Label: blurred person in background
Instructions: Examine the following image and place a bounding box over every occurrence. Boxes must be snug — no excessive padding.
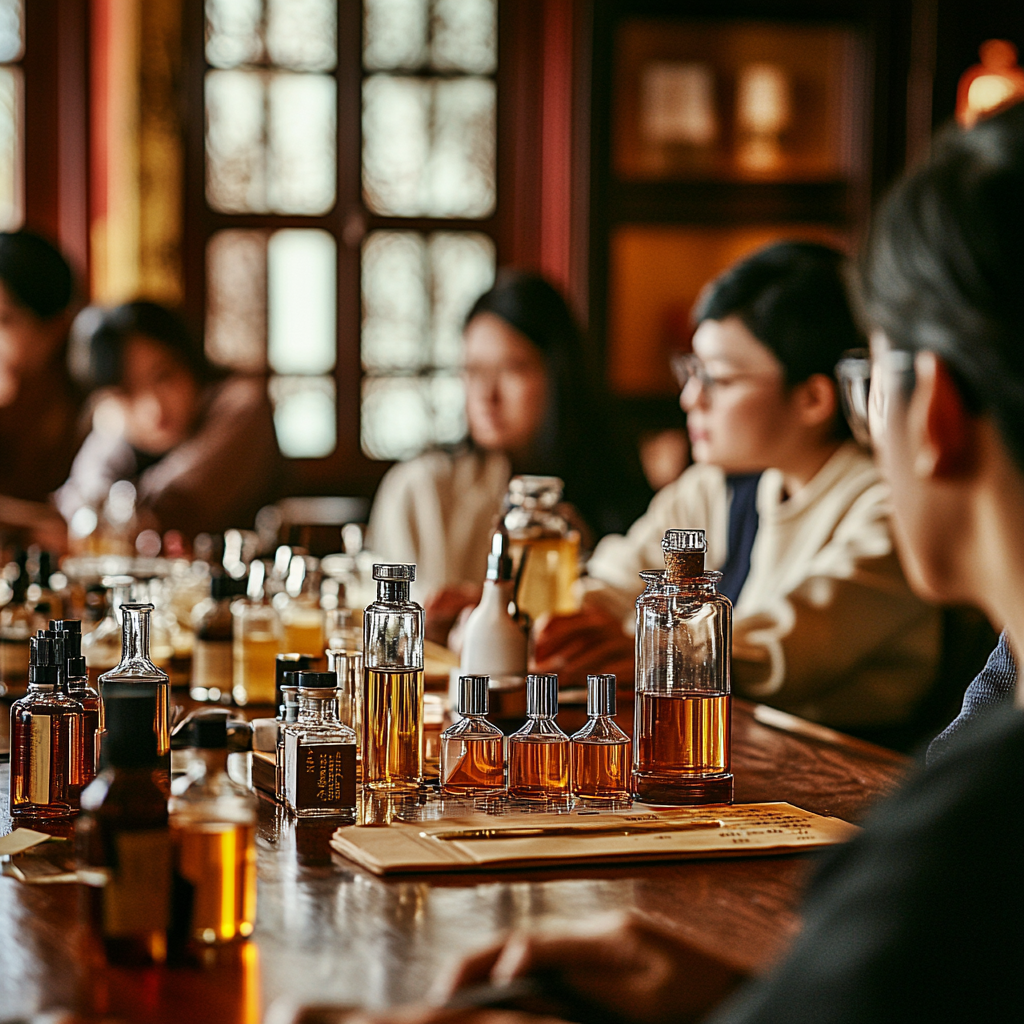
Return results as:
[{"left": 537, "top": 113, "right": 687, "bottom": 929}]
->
[
  {"left": 534, "top": 242, "right": 941, "bottom": 736},
  {"left": 367, "top": 270, "right": 651, "bottom": 627},
  {"left": 56, "top": 300, "right": 283, "bottom": 543},
  {"left": 0, "top": 231, "right": 82, "bottom": 550}
]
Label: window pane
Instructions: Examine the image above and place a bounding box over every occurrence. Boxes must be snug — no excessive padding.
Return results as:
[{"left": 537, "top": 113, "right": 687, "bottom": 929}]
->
[
  {"left": 267, "top": 72, "right": 336, "bottom": 214},
  {"left": 430, "top": 372, "right": 466, "bottom": 445},
  {"left": 431, "top": 0, "right": 496, "bottom": 74},
  {"left": 361, "top": 231, "right": 427, "bottom": 373},
  {"left": 362, "top": 75, "right": 495, "bottom": 217},
  {"left": 428, "top": 231, "right": 495, "bottom": 368},
  {"left": 268, "top": 229, "right": 337, "bottom": 375},
  {"left": 206, "top": 230, "right": 267, "bottom": 371},
  {"left": 206, "top": 0, "right": 262, "bottom": 69},
  {"left": 267, "top": 0, "right": 337, "bottom": 71},
  {"left": 363, "top": 0, "right": 427, "bottom": 71},
  {"left": 206, "top": 70, "right": 266, "bottom": 212},
  {"left": 0, "top": 0, "right": 21, "bottom": 63},
  {"left": 361, "top": 377, "right": 432, "bottom": 460},
  {"left": 270, "top": 376, "right": 336, "bottom": 458},
  {"left": 0, "top": 67, "right": 21, "bottom": 231}
]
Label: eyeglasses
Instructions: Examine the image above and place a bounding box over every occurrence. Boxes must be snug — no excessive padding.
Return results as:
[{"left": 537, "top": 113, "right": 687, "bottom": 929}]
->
[
  {"left": 835, "top": 348, "right": 916, "bottom": 447},
  {"left": 670, "top": 352, "right": 776, "bottom": 397}
]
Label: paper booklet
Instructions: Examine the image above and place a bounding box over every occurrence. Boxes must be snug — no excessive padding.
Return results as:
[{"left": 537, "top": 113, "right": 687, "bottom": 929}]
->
[{"left": 329, "top": 802, "right": 858, "bottom": 876}]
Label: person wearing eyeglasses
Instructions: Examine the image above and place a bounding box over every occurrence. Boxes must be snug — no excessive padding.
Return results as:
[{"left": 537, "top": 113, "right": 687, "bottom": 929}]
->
[{"left": 534, "top": 241, "right": 941, "bottom": 737}]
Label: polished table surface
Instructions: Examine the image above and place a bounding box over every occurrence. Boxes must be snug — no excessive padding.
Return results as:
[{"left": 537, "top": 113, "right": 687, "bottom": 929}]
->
[{"left": 0, "top": 699, "right": 907, "bottom": 1023}]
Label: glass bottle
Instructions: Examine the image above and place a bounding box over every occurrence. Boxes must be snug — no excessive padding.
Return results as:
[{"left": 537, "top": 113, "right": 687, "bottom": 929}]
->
[
  {"left": 82, "top": 575, "right": 134, "bottom": 684},
  {"left": 232, "top": 561, "right": 283, "bottom": 706},
  {"left": 279, "top": 555, "right": 326, "bottom": 655},
  {"left": 632, "top": 529, "right": 733, "bottom": 805},
  {"left": 570, "top": 674, "right": 631, "bottom": 801},
  {"left": 282, "top": 671, "right": 357, "bottom": 817},
  {"left": 99, "top": 603, "right": 172, "bottom": 793},
  {"left": 169, "top": 714, "right": 258, "bottom": 946},
  {"left": 0, "top": 562, "right": 43, "bottom": 697},
  {"left": 191, "top": 574, "right": 238, "bottom": 703},
  {"left": 9, "top": 634, "right": 84, "bottom": 819},
  {"left": 77, "top": 684, "right": 172, "bottom": 966},
  {"left": 275, "top": 683, "right": 300, "bottom": 800},
  {"left": 52, "top": 619, "right": 101, "bottom": 791},
  {"left": 362, "top": 563, "right": 424, "bottom": 791},
  {"left": 275, "top": 651, "right": 314, "bottom": 711},
  {"left": 503, "top": 475, "right": 581, "bottom": 623},
  {"left": 440, "top": 675, "right": 505, "bottom": 796},
  {"left": 326, "top": 606, "right": 362, "bottom": 652},
  {"left": 326, "top": 648, "right": 362, "bottom": 741},
  {"left": 507, "top": 673, "right": 570, "bottom": 802}
]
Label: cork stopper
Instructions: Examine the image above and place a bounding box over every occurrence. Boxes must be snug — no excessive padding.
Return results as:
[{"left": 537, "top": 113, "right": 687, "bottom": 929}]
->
[{"left": 662, "top": 529, "right": 706, "bottom": 582}]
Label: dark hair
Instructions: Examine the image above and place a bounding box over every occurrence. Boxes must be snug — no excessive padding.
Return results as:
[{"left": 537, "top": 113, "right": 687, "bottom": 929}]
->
[
  {"left": 466, "top": 270, "right": 652, "bottom": 537},
  {"left": 86, "top": 301, "right": 213, "bottom": 390},
  {"left": 861, "top": 102, "right": 1024, "bottom": 471},
  {"left": 0, "top": 231, "right": 73, "bottom": 318}
]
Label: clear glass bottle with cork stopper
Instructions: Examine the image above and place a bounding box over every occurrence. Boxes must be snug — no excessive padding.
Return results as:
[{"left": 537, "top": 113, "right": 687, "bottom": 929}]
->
[
  {"left": 440, "top": 675, "right": 505, "bottom": 795},
  {"left": 282, "top": 671, "right": 357, "bottom": 817},
  {"left": 570, "top": 674, "right": 631, "bottom": 801},
  {"left": 362, "top": 563, "right": 424, "bottom": 790},
  {"left": 507, "top": 673, "right": 570, "bottom": 802},
  {"left": 632, "top": 529, "right": 733, "bottom": 805},
  {"left": 98, "top": 603, "right": 172, "bottom": 793}
]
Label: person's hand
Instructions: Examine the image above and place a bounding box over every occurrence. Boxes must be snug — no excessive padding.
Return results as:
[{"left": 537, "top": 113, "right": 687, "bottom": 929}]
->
[
  {"left": 531, "top": 607, "right": 635, "bottom": 687},
  {"left": 0, "top": 496, "right": 69, "bottom": 554},
  {"left": 424, "top": 583, "right": 484, "bottom": 646},
  {"left": 434, "top": 912, "right": 744, "bottom": 1024}
]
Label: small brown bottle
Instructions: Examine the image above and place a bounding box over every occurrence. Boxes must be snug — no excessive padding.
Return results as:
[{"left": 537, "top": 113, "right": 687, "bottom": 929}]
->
[
  {"left": 190, "top": 574, "right": 238, "bottom": 703},
  {"left": 570, "top": 674, "right": 631, "bottom": 801},
  {"left": 52, "top": 619, "right": 101, "bottom": 792},
  {"left": 507, "top": 674, "right": 570, "bottom": 802},
  {"left": 77, "top": 684, "right": 172, "bottom": 966}
]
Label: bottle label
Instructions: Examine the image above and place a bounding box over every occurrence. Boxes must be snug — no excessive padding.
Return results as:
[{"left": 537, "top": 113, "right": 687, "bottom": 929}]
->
[
  {"left": 287, "top": 734, "right": 356, "bottom": 810},
  {"left": 103, "top": 829, "right": 172, "bottom": 936},
  {"left": 28, "top": 715, "right": 52, "bottom": 803}
]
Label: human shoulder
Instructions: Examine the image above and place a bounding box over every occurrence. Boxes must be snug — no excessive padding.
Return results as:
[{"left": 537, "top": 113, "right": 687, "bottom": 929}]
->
[{"left": 647, "top": 461, "right": 727, "bottom": 516}]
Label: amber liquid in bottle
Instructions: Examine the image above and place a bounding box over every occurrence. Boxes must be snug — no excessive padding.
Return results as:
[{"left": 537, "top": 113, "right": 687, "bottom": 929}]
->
[
  {"left": 508, "top": 737, "right": 570, "bottom": 800},
  {"left": 363, "top": 667, "right": 424, "bottom": 790},
  {"left": 571, "top": 740, "right": 631, "bottom": 800},
  {"left": 170, "top": 821, "right": 257, "bottom": 943},
  {"left": 440, "top": 737, "right": 504, "bottom": 794},
  {"left": 68, "top": 680, "right": 102, "bottom": 787},
  {"left": 633, "top": 691, "right": 731, "bottom": 803},
  {"left": 10, "top": 694, "right": 83, "bottom": 818}
]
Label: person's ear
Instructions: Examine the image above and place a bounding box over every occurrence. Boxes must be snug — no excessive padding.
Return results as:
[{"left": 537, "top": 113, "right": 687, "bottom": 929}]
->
[
  {"left": 911, "top": 352, "right": 976, "bottom": 478},
  {"left": 794, "top": 373, "right": 838, "bottom": 430}
]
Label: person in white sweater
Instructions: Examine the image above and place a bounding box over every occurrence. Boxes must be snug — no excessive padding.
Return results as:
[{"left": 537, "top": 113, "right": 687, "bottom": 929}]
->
[{"left": 535, "top": 242, "right": 940, "bottom": 731}]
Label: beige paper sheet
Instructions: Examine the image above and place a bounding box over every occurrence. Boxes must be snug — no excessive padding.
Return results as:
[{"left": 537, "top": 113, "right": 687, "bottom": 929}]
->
[{"left": 330, "top": 802, "right": 858, "bottom": 876}]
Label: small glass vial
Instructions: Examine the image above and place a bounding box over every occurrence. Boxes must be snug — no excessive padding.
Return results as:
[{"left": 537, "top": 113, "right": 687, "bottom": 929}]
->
[
  {"left": 77, "top": 684, "right": 171, "bottom": 966},
  {"left": 362, "top": 564, "right": 424, "bottom": 791},
  {"left": 632, "top": 530, "right": 733, "bottom": 806},
  {"left": 275, "top": 683, "right": 300, "bottom": 801},
  {"left": 283, "top": 671, "right": 357, "bottom": 818},
  {"left": 326, "top": 648, "right": 362, "bottom": 740},
  {"left": 170, "top": 714, "right": 258, "bottom": 946},
  {"left": 191, "top": 574, "right": 238, "bottom": 703},
  {"left": 508, "top": 673, "right": 570, "bottom": 801},
  {"left": 52, "top": 619, "right": 101, "bottom": 793},
  {"left": 9, "top": 634, "right": 84, "bottom": 818},
  {"left": 99, "top": 603, "right": 172, "bottom": 793},
  {"left": 232, "top": 561, "right": 284, "bottom": 705},
  {"left": 440, "top": 675, "right": 505, "bottom": 796},
  {"left": 570, "top": 674, "right": 631, "bottom": 801}
]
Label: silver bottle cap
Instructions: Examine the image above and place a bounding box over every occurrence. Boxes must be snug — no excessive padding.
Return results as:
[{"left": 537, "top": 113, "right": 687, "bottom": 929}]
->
[
  {"left": 458, "top": 674, "right": 490, "bottom": 716},
  {"left": 661, "top": 529, "right": 706, "bottom": 553},
  {"left": 507, "top": 475, "right": 564, "bottom": 507},
  {"left": 526, "top": 673, "right": 559, "bottom": 717},
  {"left": 587, "top": 674, "right": 616, "bottom": 717},
  {"left": 373, "top": 563, "right": 416, "bottom": 582}
]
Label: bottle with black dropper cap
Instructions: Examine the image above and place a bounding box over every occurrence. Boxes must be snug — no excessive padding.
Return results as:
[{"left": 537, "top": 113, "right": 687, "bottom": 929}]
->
[
  {"left": 51, "top": 618, "right": 101, "bottom": 788},
  {"left": 77, "top": 683, "right": 172, "bottom": 966},
  {"left": 9, "top": 634, "right": 84, "bottom": 818}
]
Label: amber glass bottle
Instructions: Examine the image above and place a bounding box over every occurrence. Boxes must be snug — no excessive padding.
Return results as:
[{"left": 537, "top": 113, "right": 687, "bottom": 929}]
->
[
  {"left": 507, "top": 674, "right": 570, "bottom": 801},
  {"left": 570, "top": 674, "right": 630, "bottom": 801}
]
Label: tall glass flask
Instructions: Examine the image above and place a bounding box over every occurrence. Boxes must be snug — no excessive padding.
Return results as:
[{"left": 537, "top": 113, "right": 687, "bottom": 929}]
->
[
  {"left": 99, "top": 603, "right": 172, "bottom": 792},
  {"left": 362, "top": 564, "right": 424, "bottom": 790},
  {"left": 632, "top": 529, "right": 733, "bottom": 805}
]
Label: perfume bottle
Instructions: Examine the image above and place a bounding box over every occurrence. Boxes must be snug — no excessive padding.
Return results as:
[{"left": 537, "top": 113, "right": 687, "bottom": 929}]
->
[
  {"left": 98, "top": 603, "right": 172, "bottom": 793},
  {"left": 51, "top": 619, "right": 101, "bottom": 791},
  {"left": 169, "top": 714, "right": 257, "bottom": 946},
  {"left": 77, "top": 684, "right": 172, "bottom": 966},
  {"left": 82, "top": 575, "right": 134, "bottom": 684},
  {"left": 232, "top": 561, "right": 284, "bottom": 705},
  {"left": 362, "top": 564, "right": 424, "bottom": 791},
  {"left": 570, "top": 674, "right": 631, "bottom": 801},
  {"left": 507, "top": 673, "right": 570, "bottom": 801},
  {"left": 632, "top": 529, "right": 733, "bottom": 805},
  {"left": 282, "top": 671, "right": 357, "bottom": 817},
  {"left": 503, "top": 475, "right": 581, "bottom": 622},
  {"left": 9, "top": 634, "right": 84, "bottom": 818},
  {"left": 440, "top": 675, "right": 505, "bottom": 796},
  {"left": 190, "top": 574, "right": 239, "bottom": 703}
]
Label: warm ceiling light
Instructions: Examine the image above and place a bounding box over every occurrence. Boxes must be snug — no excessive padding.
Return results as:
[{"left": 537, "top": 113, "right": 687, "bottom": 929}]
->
[{"left": 956, "top": 40, "right": 1024, "bottom": 128}]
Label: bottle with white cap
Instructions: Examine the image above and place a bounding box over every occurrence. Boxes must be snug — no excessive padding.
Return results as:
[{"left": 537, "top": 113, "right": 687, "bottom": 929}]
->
[
  {"left": 632, "top": 529, "right": 733, "bottom": 805},
  {"left": 507, "top": 673, "right": 570, "bottom": 801},
  {"left": 570, "top": 674, "right": 630, "bottom": 801},
  {"left": 439, "top": 674, "right": 505, "bottom": 795}
]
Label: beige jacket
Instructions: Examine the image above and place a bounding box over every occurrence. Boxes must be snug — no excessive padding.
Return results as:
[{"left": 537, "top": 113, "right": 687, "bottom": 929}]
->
[
  {"left": 585, "top": 443, "right": 941, "bottom": 729},
  {"left": 367, "top": 447, "right": 511, "bottom": 602}
]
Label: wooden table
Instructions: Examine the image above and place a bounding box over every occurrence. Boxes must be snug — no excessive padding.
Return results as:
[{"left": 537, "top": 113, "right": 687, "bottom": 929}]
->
[{"left": 0, "top": 700, "right": 906, "bottom": 1023}]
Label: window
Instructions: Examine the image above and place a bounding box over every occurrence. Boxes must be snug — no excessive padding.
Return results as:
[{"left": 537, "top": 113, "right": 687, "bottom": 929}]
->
[{"left": 0, "top": 0, "right": 23, "bottom": 230}]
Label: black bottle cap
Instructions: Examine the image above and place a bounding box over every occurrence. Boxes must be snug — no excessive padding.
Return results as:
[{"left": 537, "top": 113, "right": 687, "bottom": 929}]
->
[
  {"left": 190, "top": 711, "right": 229, "bottom": 750},
  {"left": 100, "top": 684, "right": 160, "bottom": 768},
  {"left": 28, "top": 634, "right": 58, "bottom": 686},
  {"left": 295, "top": 670, "right": 338, "bottom": 697},
  {"left": 276, "top": 653, "right": 315, "bottom": 707}
]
